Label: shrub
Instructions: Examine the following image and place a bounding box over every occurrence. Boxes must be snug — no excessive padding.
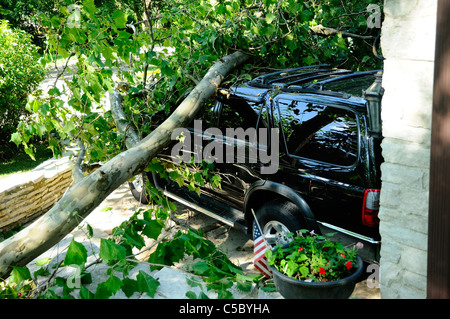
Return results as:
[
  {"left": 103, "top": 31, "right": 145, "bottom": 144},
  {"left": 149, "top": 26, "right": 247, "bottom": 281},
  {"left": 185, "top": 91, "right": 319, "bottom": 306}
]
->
[{"left": 0, "top": 20, "right": 45, "bottom": 160}]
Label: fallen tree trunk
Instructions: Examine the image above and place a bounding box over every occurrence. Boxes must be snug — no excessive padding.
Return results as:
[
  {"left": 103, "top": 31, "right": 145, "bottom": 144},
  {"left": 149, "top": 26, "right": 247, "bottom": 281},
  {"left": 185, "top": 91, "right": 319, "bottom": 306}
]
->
[{"left": 0, "top": 51, "right": 250, "bottom": 279}]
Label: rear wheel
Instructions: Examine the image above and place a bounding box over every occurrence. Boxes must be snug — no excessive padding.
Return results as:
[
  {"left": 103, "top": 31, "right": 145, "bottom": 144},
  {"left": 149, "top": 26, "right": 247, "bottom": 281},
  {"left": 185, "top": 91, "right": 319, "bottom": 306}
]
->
[{"left": 253, "top": 199, "right": 308, "bottom": 248}]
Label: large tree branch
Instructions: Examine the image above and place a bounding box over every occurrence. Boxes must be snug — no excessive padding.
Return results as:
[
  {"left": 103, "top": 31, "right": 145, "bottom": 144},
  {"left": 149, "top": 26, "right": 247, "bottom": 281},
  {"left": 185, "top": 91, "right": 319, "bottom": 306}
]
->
[
  {"left": 109, "top": 90, "right": 141, "bottom": 150},
  {"left": 0, "top": 51, "right": 250, "bottom": 279}
]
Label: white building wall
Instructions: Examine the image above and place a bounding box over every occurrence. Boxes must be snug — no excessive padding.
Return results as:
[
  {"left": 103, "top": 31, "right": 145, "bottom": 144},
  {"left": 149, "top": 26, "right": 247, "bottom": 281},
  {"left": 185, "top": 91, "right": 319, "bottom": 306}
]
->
[{"left": 378, "top": 0, "right": 437, "bottom": 298}]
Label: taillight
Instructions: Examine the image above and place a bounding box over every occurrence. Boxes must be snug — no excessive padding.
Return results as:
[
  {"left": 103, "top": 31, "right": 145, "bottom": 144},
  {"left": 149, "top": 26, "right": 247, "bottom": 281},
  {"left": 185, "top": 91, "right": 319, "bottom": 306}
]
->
[{"left": 362, "top": 189, "right": 380, "bottom": 226}]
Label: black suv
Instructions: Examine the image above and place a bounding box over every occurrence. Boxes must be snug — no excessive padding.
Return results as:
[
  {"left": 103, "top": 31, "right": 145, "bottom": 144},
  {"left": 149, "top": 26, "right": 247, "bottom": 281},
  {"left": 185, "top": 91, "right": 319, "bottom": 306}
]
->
[{"left": 132, "top": 65, "right": 384, "bottom": 263}]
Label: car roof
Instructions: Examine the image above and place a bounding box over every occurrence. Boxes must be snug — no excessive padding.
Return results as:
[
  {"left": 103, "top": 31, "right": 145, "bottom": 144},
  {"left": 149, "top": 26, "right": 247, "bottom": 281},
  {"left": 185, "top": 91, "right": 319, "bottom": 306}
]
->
[{"left": 228, "top": 65, "right": 380, "bottom": 105}]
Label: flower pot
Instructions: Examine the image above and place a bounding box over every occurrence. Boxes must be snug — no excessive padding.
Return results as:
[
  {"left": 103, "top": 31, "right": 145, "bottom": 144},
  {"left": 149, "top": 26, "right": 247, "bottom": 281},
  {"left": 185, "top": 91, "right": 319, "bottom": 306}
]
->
[{"left": 269, "top": 255, "right": 364, "bottom": 299}]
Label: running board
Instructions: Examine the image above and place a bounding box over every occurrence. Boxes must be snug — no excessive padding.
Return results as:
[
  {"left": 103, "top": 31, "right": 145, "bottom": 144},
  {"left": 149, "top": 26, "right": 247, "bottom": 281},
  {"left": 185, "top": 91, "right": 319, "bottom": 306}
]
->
[{"left": 159, "top": 184, "right": 248, "bottom": 233}]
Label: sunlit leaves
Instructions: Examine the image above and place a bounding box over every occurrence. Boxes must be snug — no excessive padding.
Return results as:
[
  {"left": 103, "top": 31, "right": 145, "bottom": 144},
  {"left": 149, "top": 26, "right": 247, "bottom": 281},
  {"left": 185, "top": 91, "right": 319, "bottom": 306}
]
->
[
  {"left": 99, "top": 238, "right": 127, "bottom": 264},
  {"left": 112, "top": 10, "right": 128, "bottom": 29},
  {"left": 64, "top": 239, "right": 88, "bottom": 267},
  {"left": 137, "top": 271, "right": 160, "bottom": 298},
  {"left": 9, "top": 267, "right": 32, "bottom": 285}
]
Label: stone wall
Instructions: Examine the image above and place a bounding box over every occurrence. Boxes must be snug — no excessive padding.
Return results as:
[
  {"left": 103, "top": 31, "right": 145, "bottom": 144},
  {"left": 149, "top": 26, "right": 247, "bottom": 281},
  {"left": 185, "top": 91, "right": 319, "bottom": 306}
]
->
[
  {"left": 379, "top": 0, "right": 437, "bottom": 298},
  {"left": 0, "top": 157, "right": 74, "bottom": 233}
]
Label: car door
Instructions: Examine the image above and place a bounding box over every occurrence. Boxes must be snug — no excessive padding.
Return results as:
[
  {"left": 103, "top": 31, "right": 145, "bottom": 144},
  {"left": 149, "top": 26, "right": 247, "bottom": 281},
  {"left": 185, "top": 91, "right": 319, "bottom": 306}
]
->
[
  {"left": 273, "top": 94, "right": 365, "bottom": 231},
  {"left": 200, "top": 97, "right": 268, "bottom": 209}
]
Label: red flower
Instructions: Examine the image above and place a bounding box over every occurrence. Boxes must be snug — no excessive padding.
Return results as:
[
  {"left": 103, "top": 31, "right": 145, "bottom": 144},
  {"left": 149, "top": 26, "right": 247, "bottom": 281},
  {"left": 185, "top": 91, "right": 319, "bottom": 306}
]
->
[
  {"left": 298, "top": 247, "right": 304, "bottom": 252},
  {"left": 319, "top": 268, "right": 326, "bottom": 275},
  {"left": 345, "top": 261, "right": 353, "bottom": 270},
  {"left": 340, "top": 254, "right": 346, "bottom": 258}
]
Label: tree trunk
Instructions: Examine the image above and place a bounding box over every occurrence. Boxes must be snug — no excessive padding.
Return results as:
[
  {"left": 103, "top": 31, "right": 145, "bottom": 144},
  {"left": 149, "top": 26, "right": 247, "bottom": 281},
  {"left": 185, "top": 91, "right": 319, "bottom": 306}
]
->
[{"left": 0, "top": 51, "right": 250, "bottom": 279}]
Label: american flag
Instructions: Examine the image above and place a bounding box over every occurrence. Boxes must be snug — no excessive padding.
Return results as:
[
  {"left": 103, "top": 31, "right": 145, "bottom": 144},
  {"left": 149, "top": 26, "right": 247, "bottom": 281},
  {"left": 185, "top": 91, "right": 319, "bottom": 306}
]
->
[{"left": 253, "top": 220, "right": 272, "bottom": 278}]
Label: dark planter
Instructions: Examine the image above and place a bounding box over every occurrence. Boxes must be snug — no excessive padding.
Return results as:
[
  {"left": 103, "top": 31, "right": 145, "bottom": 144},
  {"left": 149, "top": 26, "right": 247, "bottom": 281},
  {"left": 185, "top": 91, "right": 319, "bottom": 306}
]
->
[{"left": 269, "top": 255, "right": 364, "bottom": 299}]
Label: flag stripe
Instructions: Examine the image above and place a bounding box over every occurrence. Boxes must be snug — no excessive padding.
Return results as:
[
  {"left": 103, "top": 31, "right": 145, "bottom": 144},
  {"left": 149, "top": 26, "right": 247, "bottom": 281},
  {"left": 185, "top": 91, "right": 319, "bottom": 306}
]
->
[
  {"left": 253, "top": 220, "right": 272, "bottom": 278},
  {"left": 254, "top": 259, "right": 271, "bottom": 277}
]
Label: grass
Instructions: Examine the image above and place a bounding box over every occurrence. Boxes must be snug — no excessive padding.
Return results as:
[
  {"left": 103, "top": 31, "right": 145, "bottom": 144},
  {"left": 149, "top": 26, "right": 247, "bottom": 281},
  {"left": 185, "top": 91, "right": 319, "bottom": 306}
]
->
[{"left": 0, "top": 144, "right": 53, "bottom": 179}]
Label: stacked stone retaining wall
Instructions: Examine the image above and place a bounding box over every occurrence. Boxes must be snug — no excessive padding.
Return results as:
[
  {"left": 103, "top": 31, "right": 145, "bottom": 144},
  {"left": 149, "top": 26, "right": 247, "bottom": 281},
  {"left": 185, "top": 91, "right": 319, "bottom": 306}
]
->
[{"left": 0, "top": 157, "right": 74, "bottom": 233}]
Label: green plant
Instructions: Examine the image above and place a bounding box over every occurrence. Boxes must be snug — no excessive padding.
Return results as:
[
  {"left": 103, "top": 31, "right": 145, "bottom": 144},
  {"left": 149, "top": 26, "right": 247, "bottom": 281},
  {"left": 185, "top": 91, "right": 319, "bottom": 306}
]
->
[
  {"left": 0, "top": 172, "right": 256, "bottom": 299},
  {"left": 266, "top": 229, "right": 364, "bottom": 282},
  {"left": 0, "top": 19, "right": 45, "bottom": 160}
]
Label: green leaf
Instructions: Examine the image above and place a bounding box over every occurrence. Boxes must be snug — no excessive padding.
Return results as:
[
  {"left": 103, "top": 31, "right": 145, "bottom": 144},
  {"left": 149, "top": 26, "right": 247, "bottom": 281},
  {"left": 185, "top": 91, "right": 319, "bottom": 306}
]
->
[
  {"left": 10, "top": 132, "right": 22, "bottom": 146},
  {"left": 35, "top": 257, "right": 52, "bottom": 266},
  {"left": 148, "top": 240, "right": 184, "bottom": 271},
  {"left": 106, "top": 276, "right": 123, "bottom": 294},
  {"left": 10, "top": 267, "right": 32, "bottom": 285},
  {"left": 186, "top": 276, "right": 203, "bottom": 288},
  {"left": 137, "top": 271, "right": 160, "bottom": 298},
  {"left": 40, "top": 103, "right": 50, "bottom": 116},
  {"left": 99, "top": 239, "right": 126, "bottom": 264},
  {"left": 299, "top": 265, "right": 309, "bottom": 278},
  {"left": 86, "top": 223, "right": 94, "bottom": 238},
  {"left": 102, "top": 45, "right": 114, "bottom": 61},
  {"left": 192, "top": 261, "right": 210, "bottom": 276},
  {"left": 142, "top": 219, "right": 163, "bottom": 240},
  {"left": 95, "top": 282, "right": 113, "bottom": 299},
  {"left": 34, "top": 267, "right": 51, "bottom": 277},
  {"left": 186, "top": 291, "right": 197, "bottom": 299},
  {"left": 302, "top": 56, "right": 315, "bottom": 66},
  {"left": 64, "top": 239, "right": 87, "bottom": 267},
  {"left": 122, "top": 277, "right": 139, "bottom": 298},
  {"left": 83, "top": 0, "right": 98, "bottom": 16},
  {"left": 80, "top": 285, "right": 95, "bottom": 299},
  {"left": 112, "top": 10, "right": 127, "bottom": 29},
  {"left": 62, "top": 121, "right": 75, "bottom": 134},
  {"left": 265, "top": 12, "right": 276, "bottom": 24},
  {"left": 198, "top": 291, "right": 210, "bottom": 299}
]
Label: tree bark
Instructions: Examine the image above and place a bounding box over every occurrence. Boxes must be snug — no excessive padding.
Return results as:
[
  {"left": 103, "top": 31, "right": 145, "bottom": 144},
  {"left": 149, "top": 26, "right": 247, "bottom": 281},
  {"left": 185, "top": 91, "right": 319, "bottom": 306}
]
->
[{"left": 0, "top": 51, "right": 250, "bottom": 279}]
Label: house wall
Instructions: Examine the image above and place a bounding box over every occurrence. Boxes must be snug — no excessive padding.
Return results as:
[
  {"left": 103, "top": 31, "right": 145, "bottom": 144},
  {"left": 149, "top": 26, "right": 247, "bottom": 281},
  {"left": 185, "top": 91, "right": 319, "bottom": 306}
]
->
[{"left": 378, "top": 0, "right": 437, "bottom": 298}]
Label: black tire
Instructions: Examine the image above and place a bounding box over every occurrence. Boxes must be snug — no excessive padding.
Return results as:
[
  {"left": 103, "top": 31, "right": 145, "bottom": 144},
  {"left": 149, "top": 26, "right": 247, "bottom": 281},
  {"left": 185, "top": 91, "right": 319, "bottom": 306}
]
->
[
  {"left": 128, "top": 173, "right": 150, "bottom": 205},
  {"left": 253, "top": 199, "right": 308, "bottom": 247}
]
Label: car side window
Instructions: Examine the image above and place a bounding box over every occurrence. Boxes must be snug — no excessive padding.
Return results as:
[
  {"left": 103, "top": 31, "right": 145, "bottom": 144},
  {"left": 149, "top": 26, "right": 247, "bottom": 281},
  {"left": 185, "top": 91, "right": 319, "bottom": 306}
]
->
[
  {"left": 277, "top": 98, "right": 359, "bottom": 167},
  {"left": 218, "top": 99, "right": 262, "bottom": 132}
]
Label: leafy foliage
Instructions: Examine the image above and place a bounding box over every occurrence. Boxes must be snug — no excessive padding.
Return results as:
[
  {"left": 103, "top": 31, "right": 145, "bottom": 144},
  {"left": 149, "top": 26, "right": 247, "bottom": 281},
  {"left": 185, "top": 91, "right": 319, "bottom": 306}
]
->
[
  {"left": 266, "top": 230, "right": 363, "bottom": 282},
  {"left": 0, "top": 20, "right": 45, "bottom": 160},
  {"left": 0, "top": 202, "right": 255, "bottom": 299}
]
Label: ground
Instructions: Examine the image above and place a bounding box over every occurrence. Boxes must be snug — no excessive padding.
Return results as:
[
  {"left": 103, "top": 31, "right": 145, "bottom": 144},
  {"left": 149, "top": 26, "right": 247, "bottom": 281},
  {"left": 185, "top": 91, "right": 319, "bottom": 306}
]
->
[{"left": 25, "top": 181, "right": 380, "bottom": 299}]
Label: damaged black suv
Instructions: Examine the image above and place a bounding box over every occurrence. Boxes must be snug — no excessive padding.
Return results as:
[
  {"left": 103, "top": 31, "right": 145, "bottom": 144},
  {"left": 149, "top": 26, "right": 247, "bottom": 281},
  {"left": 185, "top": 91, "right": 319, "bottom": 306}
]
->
[{"left": 133, "top": 65, "right": 384, "bottom": 263}]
